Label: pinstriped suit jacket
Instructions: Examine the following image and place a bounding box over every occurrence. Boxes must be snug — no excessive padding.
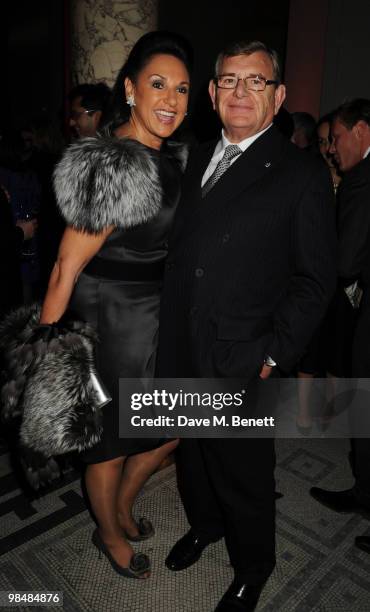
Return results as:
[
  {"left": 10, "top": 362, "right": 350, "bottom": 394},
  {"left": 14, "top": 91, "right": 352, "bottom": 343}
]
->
[{"left": 157, "top": 125, "right": 337, "bottom": 378}]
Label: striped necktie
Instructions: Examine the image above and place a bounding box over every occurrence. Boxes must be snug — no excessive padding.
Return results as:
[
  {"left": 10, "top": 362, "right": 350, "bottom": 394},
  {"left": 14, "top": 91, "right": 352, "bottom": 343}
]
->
[{"left": 202, "top": 144, "right": 241, "bottom": 197}]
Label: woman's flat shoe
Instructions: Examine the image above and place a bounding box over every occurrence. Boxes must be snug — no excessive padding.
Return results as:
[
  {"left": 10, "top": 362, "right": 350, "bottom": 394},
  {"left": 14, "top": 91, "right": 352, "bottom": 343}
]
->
[
  {"left": 124, "top": 517, "right": 155, "bottom": 542},
  {"left": 91, "top": 528, "right": 150, "bottom": 579}
]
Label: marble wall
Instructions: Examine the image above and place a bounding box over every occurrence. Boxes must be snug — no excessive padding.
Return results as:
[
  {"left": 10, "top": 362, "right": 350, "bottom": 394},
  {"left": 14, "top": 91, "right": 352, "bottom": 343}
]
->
[{"left": 71, "top": 0, "right": 158, "bottom": 87}]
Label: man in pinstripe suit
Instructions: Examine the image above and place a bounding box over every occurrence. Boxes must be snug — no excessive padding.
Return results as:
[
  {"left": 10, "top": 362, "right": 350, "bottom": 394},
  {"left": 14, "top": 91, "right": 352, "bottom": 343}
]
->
[{"left": 157, "top": 40, "right": 337, "bottom": 611}]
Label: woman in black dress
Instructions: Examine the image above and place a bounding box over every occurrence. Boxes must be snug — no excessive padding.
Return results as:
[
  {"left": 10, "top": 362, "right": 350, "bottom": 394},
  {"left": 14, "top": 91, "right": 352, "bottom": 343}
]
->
[{"left": 39, "top": 32, "right": 192, "bottom": 578}]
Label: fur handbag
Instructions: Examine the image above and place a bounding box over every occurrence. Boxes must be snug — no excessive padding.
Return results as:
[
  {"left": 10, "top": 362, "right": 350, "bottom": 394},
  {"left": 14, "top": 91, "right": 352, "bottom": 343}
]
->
[{"left": 0, "top": 303, "right": 105, "bottom": 458}]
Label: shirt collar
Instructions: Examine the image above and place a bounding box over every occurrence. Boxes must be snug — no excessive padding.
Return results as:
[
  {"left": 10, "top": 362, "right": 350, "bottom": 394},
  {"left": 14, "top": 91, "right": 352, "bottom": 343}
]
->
[
  {"left": 221, "top": 123, "right": 272, "bottom": 153},
  {"left": 364, "top": 146, "right": 370, "bottom": 159}
]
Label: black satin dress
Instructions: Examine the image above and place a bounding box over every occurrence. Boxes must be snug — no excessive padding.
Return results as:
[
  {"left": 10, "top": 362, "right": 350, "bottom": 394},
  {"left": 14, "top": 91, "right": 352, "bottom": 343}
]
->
[{"left": 69, "top": 146, "right": 182, "bottom": 463}]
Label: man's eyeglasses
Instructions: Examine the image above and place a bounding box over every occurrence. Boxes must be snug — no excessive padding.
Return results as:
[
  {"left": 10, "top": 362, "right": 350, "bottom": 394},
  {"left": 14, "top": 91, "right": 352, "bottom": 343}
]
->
[
  {"left": 69, "top": 109, "right": 98, "bottom": 120},
  {"left": 214, "top": 75, "right": 278, "bottom": 92}
]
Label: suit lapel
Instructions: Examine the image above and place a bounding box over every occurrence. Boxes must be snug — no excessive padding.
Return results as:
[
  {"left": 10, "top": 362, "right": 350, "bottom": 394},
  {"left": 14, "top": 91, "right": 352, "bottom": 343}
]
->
[
  {"left": 203, "top": 125, "right": 285, "bottom": 205},
  {"left": 180, "top": 126, "right": 287, "bottom": 237}
]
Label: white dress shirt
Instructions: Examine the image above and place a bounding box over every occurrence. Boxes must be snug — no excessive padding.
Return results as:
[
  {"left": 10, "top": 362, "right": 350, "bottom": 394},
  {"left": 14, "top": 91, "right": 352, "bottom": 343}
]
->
[
  {"left": 364, "top": 146, "right": 370, "bottom": 159},
  {"left": 201, "top": 124, "right": 272, "bottom": 187}
]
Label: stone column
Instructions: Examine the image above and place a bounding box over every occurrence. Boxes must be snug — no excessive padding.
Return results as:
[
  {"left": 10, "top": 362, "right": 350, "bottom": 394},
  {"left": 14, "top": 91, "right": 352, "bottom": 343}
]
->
[
  {"left": 70, "top": 0, "right": 158, "bottom": 87},
  {"left": 284, "top": 0, "right": 329, "bottom": 117}
]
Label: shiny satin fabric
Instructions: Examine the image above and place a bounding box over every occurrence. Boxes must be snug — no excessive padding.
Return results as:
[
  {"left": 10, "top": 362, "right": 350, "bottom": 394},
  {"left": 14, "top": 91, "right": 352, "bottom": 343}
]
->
[{"left": 68, "top": 147, "right": 182, "bottom": 462}]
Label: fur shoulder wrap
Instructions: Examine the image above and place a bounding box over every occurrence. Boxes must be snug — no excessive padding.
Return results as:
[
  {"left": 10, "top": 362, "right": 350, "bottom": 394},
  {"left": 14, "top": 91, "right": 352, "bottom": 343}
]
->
[{"left": 53, "top": 136, "right": 164, "bottom": 233}]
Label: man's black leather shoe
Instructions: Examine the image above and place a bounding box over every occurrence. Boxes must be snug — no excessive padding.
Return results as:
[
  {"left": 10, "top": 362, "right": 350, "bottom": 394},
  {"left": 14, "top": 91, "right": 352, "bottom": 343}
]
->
[
  {"left": 355, "top": 535, "right": 370, "bottom": 554},
  {"left": 165, "top": 530, "right": 214, "bottom": 571},
  {"left": 310, "top": 487, "right": 370, "bottom": 518},
  {"left": 215, "top": 580, "right": 265, "bottom": 612}
]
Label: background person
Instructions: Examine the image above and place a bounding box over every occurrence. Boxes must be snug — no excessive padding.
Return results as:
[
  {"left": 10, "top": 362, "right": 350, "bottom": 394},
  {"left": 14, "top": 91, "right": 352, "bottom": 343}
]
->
[
  {"left": 68, "top": 82, "right": 112, "bottom": 139},
  {"left": 0, "top": 185, "right": 28, "bottom": 318},
  {"left": 0, "top": 129, "right": 41, "bottom": 303},
  {"left": 21, "top": 115, "right": 66, "bottom": 293},
  {"left": 296, "top": 112, "right": 341, "bottom": 433},
  {"left": 317, "top": 113, "right": 341, "bottom": 193},
  {"left": 291, "top": 111, "right": 317, "bottom": 150},
  {"left": 311, "top": 98, "right": 370, "bottom": 554}
]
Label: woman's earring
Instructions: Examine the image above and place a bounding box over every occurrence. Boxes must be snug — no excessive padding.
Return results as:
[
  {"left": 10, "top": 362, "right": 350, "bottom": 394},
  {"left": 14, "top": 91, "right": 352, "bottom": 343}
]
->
[{"left": 126, "top": 95, "right": 136, "bottom": 107}]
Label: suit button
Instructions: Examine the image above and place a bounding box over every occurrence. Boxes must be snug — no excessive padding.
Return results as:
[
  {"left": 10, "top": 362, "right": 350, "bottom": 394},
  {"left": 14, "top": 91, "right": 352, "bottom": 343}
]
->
[
  {"left": 195, "top": 268, "right": 204, "bottom": 278},
  {"left": 189, "top": 306, "right": 198, "bottom": 316},
  {"left": 166, "top": 262, "right": 174, "bottom": 271},
  {"left": 222, "top": 233, "right": 230, "bottom": 243}
]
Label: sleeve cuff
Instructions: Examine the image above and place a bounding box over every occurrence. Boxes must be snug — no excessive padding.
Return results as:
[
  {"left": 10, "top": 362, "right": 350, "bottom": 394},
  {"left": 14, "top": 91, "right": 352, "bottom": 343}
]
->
[{"left": 264, "top": 355, "right": 277, "bottom": 367}]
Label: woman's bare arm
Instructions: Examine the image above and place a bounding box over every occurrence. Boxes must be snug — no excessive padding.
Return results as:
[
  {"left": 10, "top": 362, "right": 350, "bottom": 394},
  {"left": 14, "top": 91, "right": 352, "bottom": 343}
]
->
[{"left": 40, "top": 225, "right": 113, "bottom": 324}]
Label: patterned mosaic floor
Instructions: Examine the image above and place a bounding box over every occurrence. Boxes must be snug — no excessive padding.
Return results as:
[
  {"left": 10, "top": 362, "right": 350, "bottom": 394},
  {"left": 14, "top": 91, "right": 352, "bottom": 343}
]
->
[{"left": 0, "top": 439, "right": 369, "bottom": 612}]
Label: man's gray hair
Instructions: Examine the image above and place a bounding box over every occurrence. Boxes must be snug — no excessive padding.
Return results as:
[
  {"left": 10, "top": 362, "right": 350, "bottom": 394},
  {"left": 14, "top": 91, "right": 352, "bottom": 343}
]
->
[{"left": 215, "top": 40, "right": 281, "bottom": 84}]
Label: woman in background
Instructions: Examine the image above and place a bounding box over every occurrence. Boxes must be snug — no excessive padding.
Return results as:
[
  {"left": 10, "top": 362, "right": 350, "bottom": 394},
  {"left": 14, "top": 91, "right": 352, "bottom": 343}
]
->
[
  {"left": 317, "top": 113, "right": 341, "bottom": 193},
  {"left": 296, "top": 112, "right": 342, "bottom": 432}
]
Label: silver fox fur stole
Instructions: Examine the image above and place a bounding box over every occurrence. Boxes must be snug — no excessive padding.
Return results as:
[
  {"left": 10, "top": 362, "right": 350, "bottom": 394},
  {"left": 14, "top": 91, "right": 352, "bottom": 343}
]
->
[{"left": 53, "top": 135, "right": 187, "bottom": 233}]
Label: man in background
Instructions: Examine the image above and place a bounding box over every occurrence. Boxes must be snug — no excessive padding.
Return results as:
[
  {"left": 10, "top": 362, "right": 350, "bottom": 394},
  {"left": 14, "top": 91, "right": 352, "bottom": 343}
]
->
[
  {"left": 311, "top": 98, "right": 370, "bottom": 555},
  {"left": 68, "top": 83, "right": 111, "bottom": 139}
]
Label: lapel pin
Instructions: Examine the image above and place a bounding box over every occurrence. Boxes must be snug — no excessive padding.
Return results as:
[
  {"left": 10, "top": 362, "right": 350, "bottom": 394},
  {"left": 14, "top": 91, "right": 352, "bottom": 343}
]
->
[{"left": 264, "top": 162, "right": 271, "bottom": 168}]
